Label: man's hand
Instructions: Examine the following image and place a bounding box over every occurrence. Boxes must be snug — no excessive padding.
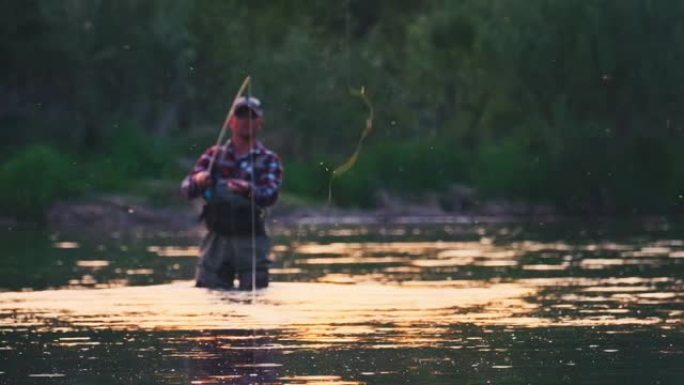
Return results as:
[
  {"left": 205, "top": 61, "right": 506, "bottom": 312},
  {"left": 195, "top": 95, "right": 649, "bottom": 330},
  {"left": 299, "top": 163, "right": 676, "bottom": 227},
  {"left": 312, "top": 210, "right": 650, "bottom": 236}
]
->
[
  {"left": 227, "top": 178, "right": 251, "bottom": 195},
  {"left": 193, "top": 171, "right": 213, "bottom": 188}
]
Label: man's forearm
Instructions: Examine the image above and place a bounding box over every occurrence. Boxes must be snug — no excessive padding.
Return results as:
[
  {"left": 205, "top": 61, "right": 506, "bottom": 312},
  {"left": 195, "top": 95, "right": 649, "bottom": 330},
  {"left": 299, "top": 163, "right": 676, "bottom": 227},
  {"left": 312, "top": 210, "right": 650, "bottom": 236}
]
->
[
  {"left": 180, "top": 175, "right": 202, "bottom": 199},
  {"left": 252, "top": 184, "right": 280, "bottom": 207}
]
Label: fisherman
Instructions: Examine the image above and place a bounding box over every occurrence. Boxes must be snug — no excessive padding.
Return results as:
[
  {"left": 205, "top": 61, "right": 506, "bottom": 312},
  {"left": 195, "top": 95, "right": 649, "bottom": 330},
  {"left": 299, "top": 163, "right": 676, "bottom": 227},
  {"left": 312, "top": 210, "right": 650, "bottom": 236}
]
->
[{"left": 181, "top": 96, "right": 283, "bottom": 290}]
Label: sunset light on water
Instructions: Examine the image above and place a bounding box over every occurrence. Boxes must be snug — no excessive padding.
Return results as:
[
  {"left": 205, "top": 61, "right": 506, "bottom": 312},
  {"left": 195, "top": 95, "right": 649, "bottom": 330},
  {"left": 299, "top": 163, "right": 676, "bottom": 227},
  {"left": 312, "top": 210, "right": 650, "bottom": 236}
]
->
[{"left": 0, "top": 221, "right": 682, "bottom": 384}]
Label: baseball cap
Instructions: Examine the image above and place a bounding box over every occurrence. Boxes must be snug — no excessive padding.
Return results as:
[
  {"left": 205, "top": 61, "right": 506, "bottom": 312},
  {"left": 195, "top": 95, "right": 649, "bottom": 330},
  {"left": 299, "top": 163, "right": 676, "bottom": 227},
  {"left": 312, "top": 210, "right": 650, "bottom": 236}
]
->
[{"left": 233, "top": 96, "right": 263, "bottom": 117}]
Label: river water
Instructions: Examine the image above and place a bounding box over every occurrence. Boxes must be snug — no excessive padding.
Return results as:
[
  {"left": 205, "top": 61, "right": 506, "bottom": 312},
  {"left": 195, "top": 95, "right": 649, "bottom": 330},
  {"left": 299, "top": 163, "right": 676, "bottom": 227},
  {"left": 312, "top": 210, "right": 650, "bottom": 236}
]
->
[{"left": 0, "top": 218, "right": 682, "bottom": 384}]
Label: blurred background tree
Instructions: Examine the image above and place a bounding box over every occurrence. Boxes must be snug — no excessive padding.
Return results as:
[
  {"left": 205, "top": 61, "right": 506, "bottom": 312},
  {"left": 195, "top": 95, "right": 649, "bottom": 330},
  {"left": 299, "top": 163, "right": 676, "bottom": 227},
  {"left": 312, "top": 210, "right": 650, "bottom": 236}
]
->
[{"left": 1, "top": 0, "right": 683, "bottom": 219}]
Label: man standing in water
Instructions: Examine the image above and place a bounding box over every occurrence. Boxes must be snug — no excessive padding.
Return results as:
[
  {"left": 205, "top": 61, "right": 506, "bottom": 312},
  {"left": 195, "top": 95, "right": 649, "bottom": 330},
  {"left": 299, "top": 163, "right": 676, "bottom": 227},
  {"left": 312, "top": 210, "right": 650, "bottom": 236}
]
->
[{"left": 181, "top": 96, "right": 283, "bottom": 290}]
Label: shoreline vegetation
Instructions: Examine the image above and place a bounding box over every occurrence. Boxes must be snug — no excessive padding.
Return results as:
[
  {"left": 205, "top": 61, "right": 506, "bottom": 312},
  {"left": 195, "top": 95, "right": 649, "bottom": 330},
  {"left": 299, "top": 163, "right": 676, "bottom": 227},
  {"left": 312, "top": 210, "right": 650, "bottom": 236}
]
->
[
  {"left": 0, "top": 141, "right": 682, "bottom": 232},
  {"left": 1, "top": 189, "right": 678, "bottom": 237},
  {"left": 3, "top": 2, "right": 684, "bottom": 224}
]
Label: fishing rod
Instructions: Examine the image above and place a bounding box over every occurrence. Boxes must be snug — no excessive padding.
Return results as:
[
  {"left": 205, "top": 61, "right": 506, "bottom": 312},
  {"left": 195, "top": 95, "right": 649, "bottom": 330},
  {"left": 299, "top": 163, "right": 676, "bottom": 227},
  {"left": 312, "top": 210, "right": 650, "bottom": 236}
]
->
[
  {"left": 207, "top": 75, "right": 252, "bottom": 172},
  {"left": 204, "top": 75, "right": 261, "bottom": 297}
]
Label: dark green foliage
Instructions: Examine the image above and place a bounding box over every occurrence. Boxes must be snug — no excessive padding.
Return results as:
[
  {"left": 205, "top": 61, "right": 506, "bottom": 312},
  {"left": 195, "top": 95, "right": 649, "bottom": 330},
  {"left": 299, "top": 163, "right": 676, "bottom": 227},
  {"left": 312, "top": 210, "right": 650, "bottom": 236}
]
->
[
  {"left": 473, "top": 139, "right": 540, "bottom": 200},
  {"left": 288, "top": 139, "right": 469, "bottom": 208},
  {"left": 284, "top": 160, "right": 331, "bottom": 200},
  {"left": 0, "top": 145, "right": 79, "bottom": 220},
  {"left": 0, "top": 130, "right": 180, "bottom": 220},
  {"left": 2, "top": 0, "right": 684, "bottom": 217},
  {"left": 87, "top": 126, "right": 178, "bottom": 190}
]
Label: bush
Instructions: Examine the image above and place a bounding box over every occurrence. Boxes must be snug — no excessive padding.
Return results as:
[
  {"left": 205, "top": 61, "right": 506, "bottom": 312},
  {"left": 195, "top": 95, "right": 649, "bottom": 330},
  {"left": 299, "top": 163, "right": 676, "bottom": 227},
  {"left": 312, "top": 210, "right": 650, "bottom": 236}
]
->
[
  {"left": 283, "top": 139, "right": 470, "bottom": 208},
  {"left": 282, "top": 160, "right": 331, "bottom": 199},
  {"left": 0, "top": 145, "right": 80, "bottom": 220},
  {"left": 83, "top": 127, "right": 179, "bottom": 191},
  {"left": 472, "top": 139, "right": 536, "bottom": 200}
]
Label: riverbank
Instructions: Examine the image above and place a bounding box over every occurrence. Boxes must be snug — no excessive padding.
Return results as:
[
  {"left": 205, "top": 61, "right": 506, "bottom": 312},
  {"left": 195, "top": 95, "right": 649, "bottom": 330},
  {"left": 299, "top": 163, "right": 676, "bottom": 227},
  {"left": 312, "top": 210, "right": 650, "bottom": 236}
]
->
[
  {"left": 35, "top": 192, "right": 666, "bottom": 238},
  {"left": 1, "top": 189, "right": 675, "bottom": 238}
]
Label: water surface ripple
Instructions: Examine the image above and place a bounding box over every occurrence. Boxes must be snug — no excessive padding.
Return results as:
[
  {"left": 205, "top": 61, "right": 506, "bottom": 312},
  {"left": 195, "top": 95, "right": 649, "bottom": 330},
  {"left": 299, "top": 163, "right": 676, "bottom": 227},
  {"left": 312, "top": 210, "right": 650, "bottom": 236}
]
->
[{"left": 0, "top": 221, "right": 682, "bottom": 384}]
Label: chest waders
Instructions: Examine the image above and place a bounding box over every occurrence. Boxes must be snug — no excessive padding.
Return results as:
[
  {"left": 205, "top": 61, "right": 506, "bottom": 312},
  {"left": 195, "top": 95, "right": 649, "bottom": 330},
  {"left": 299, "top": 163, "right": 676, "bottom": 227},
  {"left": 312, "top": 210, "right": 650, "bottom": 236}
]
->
[
  {"left": 195, "top": 75, "right": 269, "bottom": 293},
  {"left": 200, "top": 179, "right": 265, "bottom": 237}
]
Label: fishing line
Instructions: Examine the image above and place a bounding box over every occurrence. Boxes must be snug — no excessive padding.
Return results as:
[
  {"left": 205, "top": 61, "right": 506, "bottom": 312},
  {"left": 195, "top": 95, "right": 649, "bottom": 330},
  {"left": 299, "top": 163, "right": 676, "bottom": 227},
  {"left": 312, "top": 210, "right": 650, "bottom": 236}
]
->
[
  {"left": 328, "top": 0, "right": 375, "bottom": 205},
  {"left": 327, "top": 86, "right": 375, "bottom": 204},
  {"left": 327, "top": 1, "right": 376, "bottom": 204},
  {"left": 242, "top": 3, "right": 259, "bottom": 373},
  {"left": 247, "top": 82, "right": 258, "bottom": 303}
]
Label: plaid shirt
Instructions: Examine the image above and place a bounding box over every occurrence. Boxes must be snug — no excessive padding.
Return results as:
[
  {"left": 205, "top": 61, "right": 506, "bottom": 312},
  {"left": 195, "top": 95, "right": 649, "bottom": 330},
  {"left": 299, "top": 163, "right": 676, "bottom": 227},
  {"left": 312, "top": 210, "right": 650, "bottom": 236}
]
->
[{"left": 181, "top": 141, "right": 283, "bottom": 207}]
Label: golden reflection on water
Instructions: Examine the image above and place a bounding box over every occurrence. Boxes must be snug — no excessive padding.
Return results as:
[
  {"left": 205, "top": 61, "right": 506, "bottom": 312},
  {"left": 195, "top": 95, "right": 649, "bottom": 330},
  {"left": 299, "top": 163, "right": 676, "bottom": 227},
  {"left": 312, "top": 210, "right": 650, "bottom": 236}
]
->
[
  {"left": 291, "top": 241, "right": 482, "bottom": 255},
  {"left": 278, "top": 375, "right": 364, "bottom": 385},
  {"left": 0, "top": 281, "right": 534, "bottom": 334},
  {"left": 297, "top": 256, "right": 411, "bottom": 265},
  {"left": 288, "top": 241, "right": 528, "bottom": 269},
  {"left": 521, "top": 263, "right": 569, "bottom": 271},
  {"left": 1, "top": 275, "right": 680, "bottom": 340},
  {"left": 285, "top": 239, "right": 675, "bottom": 269},
  {"left": 75, "top": 260, "right": 110, "bottom": 269},
  {"left": 52, "top": 241, "right": 80, "bottom": 249},
  {"left": 1, "top": 228, "right": 682, "bottom": 370},
  {"left": 125, "top": 268, "right": 155, "bottom": 275},
  {"left": 147, "top": 245, "right": 199, "bottom": 257},
  {"left": 275, "top": 237, "right": 684, "bottom": 278}
]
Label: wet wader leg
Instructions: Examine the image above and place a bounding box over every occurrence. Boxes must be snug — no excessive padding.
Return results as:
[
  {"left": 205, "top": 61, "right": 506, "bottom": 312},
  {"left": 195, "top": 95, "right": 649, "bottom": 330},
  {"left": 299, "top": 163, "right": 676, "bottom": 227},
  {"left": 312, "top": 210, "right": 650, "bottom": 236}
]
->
[
  {"left": 217, "top": 263, "right": 236, "bottom": 288},
  {"left": 238, "top": 270, "right": 269, "bottom": 290},
  {"left": 195, "top": 232, "right": 236, "bottom": 289},
  {"left": 232, "top": 236, "right": 271, "bottom": 290}
]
